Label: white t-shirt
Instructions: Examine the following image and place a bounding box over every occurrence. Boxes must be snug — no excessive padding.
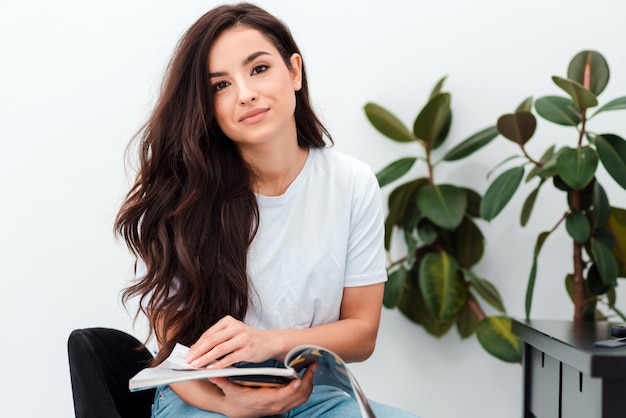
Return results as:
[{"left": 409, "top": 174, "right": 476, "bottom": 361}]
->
[
  {"left": 244, "top": 147, "right": 387, "bottom": 330},
  {"left": 135, "top": 148, "right": 387, "bottom": 331}
]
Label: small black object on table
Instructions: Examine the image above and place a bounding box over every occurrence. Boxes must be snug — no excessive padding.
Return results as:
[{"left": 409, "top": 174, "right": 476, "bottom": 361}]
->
[{"left": 512, "top": 319, "right": 626, "bottom": 418}]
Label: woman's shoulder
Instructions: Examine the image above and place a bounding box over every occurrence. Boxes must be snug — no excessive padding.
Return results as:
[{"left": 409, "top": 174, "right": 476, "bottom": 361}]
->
[
  {"left": 312, "top": 147, "right": 374, "bottom": 177},
  {"left": 305, "top": 147, "right": 379, "bottom": 200}
]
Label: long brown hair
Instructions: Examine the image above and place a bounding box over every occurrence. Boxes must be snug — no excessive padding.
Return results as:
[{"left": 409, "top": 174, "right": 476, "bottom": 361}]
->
[{"left": 115, "top": 2, "right": 330, "bottom": 363}]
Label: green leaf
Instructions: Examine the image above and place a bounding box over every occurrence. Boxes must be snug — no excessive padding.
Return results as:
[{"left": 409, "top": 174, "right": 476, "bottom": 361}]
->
[
  {"left": 417, "top": 218, "right": 438, "bottom": 245},
  {"left": 594, "top": 227, "right": 616, "bottom": 248},
  {"left": 553, "top": 175, "right": 572, "bottom": 192},
  {"left": 596, "top": 134, "right": 626, "bottom": 190},
  {"left": 608, "top": 287, "right": 617, "bottom": 309},
  {"left": 566, "top": 211, "right": 590, "bottom": 243},
  {"left": 376, "top": 157, "right": 417, "bottom": 188},
  {"left": 451, "top": 217, "right": 485, "bottom": 268},
  {"left": 456, "top": 301, "right": 480, "bottom": 339},
  {"left": 462, "top": 187, "right": 482, "bottom": 218},
  {"left": 476, "top": 317, "right": 522, "bottom": 363},
  {"left": 526, "top": 231, "right": 551, "bottom": 319},
  {"left": 417, "top": 184, "right": 467, "bottom": 229},
  {"left": 552, "top": 76, "right": 598, "bottom": 110},
  {"left": 591, "top": 238, "right": 618, "bottom": 285},
  {"left": 466, "top": 270, "right": 506, "bottom": 313},
  {"left": 364, "top": 102, "right": 416, "bottom": 143},
  {"left": 592, "top": 181, "right": 610, "bottom": 227},
  {"left": 497, "top": 111, "right": 537, "bottom": 145},
  {"left": 413, "top": 93, "right": 451, "bottom": 145},
  {"left": 398, "top": 277, "right": 455, "bottom": 337},
  {"left": 429, "top": 75, "right": 447, "bottom": 100},
  {"left": 442, "top": 126, "right": 499, "bottom": 161},
  {"left": 384, "top": 265, "right": 408, "bottom": 308},
  {"left": 481, "top": 166, "right": 525, "bottom": 221},
  {"left": 383, "top": 220, "right": 395, "bottom": 252},
  {"left": 384, "top": 179, "right": 427, "bottom": 249},
  {"left": 520, "top": 179, "right": 545, "bottom": 227},
  {"left": 386, "top": 179, "right": 427, "bottom": 228},
  {"left": 431, "top": 113, "right": 452, "bottom": 150},
  {"left": 593, "top": 96, "right": 626, "bottom": 116},
  {"left": 403, "top": 229, "right": 419, "bottom": 265},
  {"left": 516, "top": 96, "right": 533, "bottom": 112},
  {"left": 535, "top": 96, "right": 581, "bottom": 126},
  {"left": 556, "top": 146, "right": 598, "bottom": 190},
  {"left": 427, "top": 79, "right": 452, "bottom": 151},
  {"left": 587, "top": 265, "right": 611, "bottom": 296},
  {"left": 418, "top": 252, "right": 466, "bottom": 321},
  {"left": 567, "top": 50, "right": 609, "bottom": 96},
  {"left": 607, "top": 207, "right": 626, "bottom": 277}
]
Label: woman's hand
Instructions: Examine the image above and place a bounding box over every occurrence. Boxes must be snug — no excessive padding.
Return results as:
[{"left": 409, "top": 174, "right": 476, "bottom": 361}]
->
[
  {"left": 210, "top": 362, "right": 317, "bottom": 418},
  {"left": 186, "top": 315, "right": 281, "bottom": 368}
]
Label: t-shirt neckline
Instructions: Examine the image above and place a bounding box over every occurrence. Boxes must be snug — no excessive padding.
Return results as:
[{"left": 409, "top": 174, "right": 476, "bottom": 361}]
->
[{"left": 255, "top": 147, "right": 317, "bottom": 206}]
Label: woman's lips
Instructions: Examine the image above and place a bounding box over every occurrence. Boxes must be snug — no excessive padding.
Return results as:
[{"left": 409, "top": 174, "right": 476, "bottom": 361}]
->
[{"left": 239, "top": 108, "right": 269, "bottom": 124}]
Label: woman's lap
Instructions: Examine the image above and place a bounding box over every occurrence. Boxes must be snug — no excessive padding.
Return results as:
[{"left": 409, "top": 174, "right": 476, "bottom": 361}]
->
[
  {"left": 286, "top": 385, "right": 419, "bottom": 418},
  {"left": 151, "top": 384, "right": 419, "bottom": 418}
]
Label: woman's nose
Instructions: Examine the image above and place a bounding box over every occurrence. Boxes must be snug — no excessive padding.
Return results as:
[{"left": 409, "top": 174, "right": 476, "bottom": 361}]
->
[{"left": 238, "top": 81, "right": 258, "bottom": 105}]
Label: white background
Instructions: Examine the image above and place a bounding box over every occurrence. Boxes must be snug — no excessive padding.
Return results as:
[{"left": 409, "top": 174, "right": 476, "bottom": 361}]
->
[{"left": 2, "top": 0, "right": 626, "bottom": 417}]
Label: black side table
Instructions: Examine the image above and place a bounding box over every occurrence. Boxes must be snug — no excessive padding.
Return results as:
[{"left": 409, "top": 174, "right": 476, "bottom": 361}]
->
[{"left": 512, "top": 319, "right": 626, "bottom": 418}]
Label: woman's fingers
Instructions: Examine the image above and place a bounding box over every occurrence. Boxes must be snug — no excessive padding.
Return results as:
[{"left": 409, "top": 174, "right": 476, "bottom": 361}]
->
[
  {"left": 186, "top": 316, "right": 274, "bottom": 368},
  {"left": 186, "top": 317, "right": 241, "bottom": 364},
  {"left": 208, "top": 362, "right": 318, "bottom": 416},
  {"left": 275, "top": 362, "right": 318, "bottom": 410}
]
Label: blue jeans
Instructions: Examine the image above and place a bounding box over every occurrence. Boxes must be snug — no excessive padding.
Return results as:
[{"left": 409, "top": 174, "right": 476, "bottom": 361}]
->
[{"left": 152, "top": 384, "right": 419, "bottom": 417}]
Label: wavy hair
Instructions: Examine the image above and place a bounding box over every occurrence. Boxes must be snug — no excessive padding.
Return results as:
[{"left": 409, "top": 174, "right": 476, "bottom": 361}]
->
[{"left": 115, "top": 2, "right": 331, "bottom": 363}]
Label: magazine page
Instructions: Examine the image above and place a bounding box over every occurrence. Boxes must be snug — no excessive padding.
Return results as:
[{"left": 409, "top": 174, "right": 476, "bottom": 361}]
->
[
  {"left": 129, "top": 344, "right": 297, "bottom": 391},
  {"left": 286, "top": 346, "right": 376, "bottom": 418}
]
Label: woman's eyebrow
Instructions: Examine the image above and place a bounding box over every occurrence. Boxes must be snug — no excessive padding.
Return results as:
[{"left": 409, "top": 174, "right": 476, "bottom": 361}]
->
[
  {"left": 209, "top": 51, "right": 271, "bottom": 78},
  {"left": 244, "top": 51, "right": 270, "bottom": 65}
]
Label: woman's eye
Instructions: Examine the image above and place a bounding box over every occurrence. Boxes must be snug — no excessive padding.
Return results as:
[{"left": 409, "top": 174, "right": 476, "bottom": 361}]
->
[
  {"left": 251, "top": 65, "right": 268, "bottom": 75},
  {"left": 213, "top": 81, "right": 229, "bottom": 92}
]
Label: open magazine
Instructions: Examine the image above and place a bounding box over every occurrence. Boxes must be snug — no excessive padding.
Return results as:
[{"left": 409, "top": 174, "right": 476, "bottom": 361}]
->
[{"left": 129, "top": 343, "right": 376, "bottom": 418}]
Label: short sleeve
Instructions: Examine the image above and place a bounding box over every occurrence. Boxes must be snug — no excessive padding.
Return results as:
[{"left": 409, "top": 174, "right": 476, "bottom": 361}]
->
[{"left": 344, "top": 169, "right": 387, "bottom": 287}]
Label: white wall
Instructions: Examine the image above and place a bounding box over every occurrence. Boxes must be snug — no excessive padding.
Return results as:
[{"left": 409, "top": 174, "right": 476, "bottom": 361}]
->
[{"left": 2, "top": 0, "right": 625, "bottom": 417}]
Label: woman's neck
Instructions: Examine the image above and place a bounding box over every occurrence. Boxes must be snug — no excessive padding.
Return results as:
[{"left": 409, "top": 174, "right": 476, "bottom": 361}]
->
[{"left": 242, "top": 142, "right": 310, "bottom": 197}]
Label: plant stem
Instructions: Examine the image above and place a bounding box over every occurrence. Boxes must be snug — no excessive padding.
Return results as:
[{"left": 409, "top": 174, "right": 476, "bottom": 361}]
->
[
  {"left": 572, "top": 83, "right": 588, "bottom": 320},
  {"left": 520, "top": 145, "right": 542, "bottom": 167},
  {"left": 570, "top": 190, "right": 586, "bottom": 321},
  {"left": 467, "top": 292, "right": 487, "bottom": 322},
  {"left": 388, "top": 256, "right": 408, "bottom": 270},
  {"left": 578, "top": 113, "right": 587, "bottom": 147},
  {"left": 426, "top": 146, "right": 434, "bottom": 184}
]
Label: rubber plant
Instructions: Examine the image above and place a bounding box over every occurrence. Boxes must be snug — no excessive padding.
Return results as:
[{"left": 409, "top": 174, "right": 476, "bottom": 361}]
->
[
  {"left": 364, "top": 77, "right": 522, "bottom": 363},
  {"left": 480, "top": 50, "right": 626, "bottom": 321}
]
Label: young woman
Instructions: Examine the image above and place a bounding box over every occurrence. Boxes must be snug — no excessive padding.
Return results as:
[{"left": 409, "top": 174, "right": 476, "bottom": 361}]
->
[{"left": 116, "top": 3, "right": 419, "bottom": 417}]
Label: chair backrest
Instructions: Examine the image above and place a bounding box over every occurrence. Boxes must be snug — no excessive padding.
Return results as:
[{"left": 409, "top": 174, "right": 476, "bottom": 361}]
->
[{"left": 68, "top": 327, "right": 156, "bottom": 418}]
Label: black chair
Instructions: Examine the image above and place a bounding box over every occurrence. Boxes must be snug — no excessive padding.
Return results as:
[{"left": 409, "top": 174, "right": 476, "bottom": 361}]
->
[{"left": 68, "top": 327, "right": 155, "bottom": 418}]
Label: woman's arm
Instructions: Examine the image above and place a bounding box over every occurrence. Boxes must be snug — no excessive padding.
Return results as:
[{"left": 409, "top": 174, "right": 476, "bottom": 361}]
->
[
  {"left": 168, "top": 367, "right": 317, "bottom": 417},
  {"left": 186, "top": 282, "right": 385, "bottom": 369},
  {"left": 272, "top": 282, "right": 385, "bottom": 361}
]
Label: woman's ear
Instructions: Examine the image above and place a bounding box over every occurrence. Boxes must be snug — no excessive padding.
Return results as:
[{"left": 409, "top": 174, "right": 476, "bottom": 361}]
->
[{"left": 289, "top": 53, "right": 303, "bottom": 91}]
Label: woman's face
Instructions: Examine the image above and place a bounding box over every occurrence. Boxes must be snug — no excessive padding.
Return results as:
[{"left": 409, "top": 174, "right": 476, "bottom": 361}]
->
[{"left": 208, "top": 26, "right": 302, "bottom": 151}]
